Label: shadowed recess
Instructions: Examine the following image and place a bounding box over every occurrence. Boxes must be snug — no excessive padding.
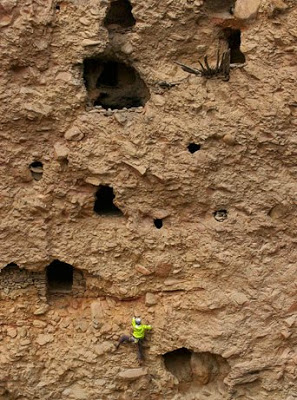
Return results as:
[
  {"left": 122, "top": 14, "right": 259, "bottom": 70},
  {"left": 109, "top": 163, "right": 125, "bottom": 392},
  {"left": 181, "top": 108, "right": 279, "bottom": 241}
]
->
[
  {"left": 224, "top": 28, "right": 246, "bottom": 63},
  {"left": 46, "top": 260, "right": 73, "bottom": 293},
  {"left": 188, "top": 143, "right": 201, "bottom": 154},
  {"left": 163, "top": 348, "right": 193, "bottom": 382},
  {"left": 83, "top": 58, "right": 150, "bottom": 110},
  {"left": 94, "top": 185, "right": 123, "bottom": 215},
  {"left": 154, "top": 219, "right": 163, "bottom": 229},
  {"left": 29, "top": 161, "right": 43, "bottom": 181},
  {"left": 204, "top": 0, "right": 235, "bottom": 12},
  {"left": 104, "top": 0, "right": 136, "bottom": 30},
  {"left": 214, "top": 209, "right": 228, "bottom": 222}
]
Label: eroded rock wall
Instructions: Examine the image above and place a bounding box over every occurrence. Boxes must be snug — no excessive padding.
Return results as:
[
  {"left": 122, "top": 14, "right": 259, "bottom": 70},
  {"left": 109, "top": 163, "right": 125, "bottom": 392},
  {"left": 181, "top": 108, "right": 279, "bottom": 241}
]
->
[{"left": 0, "top": 0, "right": 296, "bottom": 399}]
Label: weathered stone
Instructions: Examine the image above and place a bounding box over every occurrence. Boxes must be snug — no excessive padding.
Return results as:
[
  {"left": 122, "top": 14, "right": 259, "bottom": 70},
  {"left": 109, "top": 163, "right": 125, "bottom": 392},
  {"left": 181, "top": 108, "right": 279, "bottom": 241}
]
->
[
  {"left": 7, "top": 327, "right": 17, "bottom": 338},
  {"left": 145, "top": 292, "right": 158, "bottom": 306},
  {"left": 33, "top": 320, "right": 47, "bottom": 328},
  {"left": 234, "top": 0, "right": 261, "bottom": 20},
  {"left": 118, "top": 368, "right": 148, "bottom": 380},
  {"left": 54, "top": 142, "right": 69, "bottom": 160},
  {"left": 94, "top": 341, "right": 113, "bottom": 356},
  {"left": 65, "top": 127, "right": 84, "bottom": 141},
  {"left": 85, "top": 176, "right": 100, "bottom": 186},
  {"left": 135, "top": 265, "right": 152, "bottom": 275},
  {"left": 36, "top": 334, "right": 54, "bottom": 346}
]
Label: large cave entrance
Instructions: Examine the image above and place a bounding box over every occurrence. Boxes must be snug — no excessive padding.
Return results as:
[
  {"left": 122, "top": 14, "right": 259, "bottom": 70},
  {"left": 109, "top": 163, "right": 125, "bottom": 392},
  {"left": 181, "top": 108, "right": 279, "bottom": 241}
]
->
[
  {"left": 83, "top": 58, "right": 150, "bottom": 110},
  {"left": 163, "top": 349, "right": 230, "bottom": 397}
]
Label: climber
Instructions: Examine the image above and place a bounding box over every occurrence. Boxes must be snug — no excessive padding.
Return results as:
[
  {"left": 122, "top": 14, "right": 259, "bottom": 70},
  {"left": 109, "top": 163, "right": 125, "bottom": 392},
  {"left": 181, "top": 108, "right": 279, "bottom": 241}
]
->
[{"left": 116, "top": 317, "right": 152, "bottom": 363}]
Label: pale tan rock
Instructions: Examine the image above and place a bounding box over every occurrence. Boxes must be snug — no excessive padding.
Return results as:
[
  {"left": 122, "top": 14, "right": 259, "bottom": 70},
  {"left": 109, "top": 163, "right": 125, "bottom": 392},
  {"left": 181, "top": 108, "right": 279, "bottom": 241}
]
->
[
  {"left": 0, "top": 14, "right": 13, "bottom": 27},
  {"left": 65, "top": 127, "right": 84, "bottom": 141},
  {"left": 114, "top": 112, "right": 127, "bottom": 125},
  {"left": 234, "top": 0, "right": 261, "bottom": 20},
  {"left": 94, "top": 341, "right": 113, "bottom": 356},
  {"left": 222, "top": 134, "right": 236, "bottom": 146},
  {"left": 121, "top": 42, "right": 133, "bottom": 55},
  {"left": 36, "top": 334, "right": 54, "bottom": 346},
  {"left": 135, "top": 265, "right": 152, "bottom": 275},
  {"left": 85, "top": 176, "right": 100, "bottom": 186},
  {"left": 118, "top": 368, "right": 148, "bottom": 380},
  {"left": 7, "top": 327, "right": 17, "bottom": 338},
  {"left": 33, "top": 320, "right": 47, "bottom": 328},
  {"left": 145, "top": 292, "right": 158, "bottom": 306},
  {"left": 54, "top": 142, "right": 69, "bottom": 160}
]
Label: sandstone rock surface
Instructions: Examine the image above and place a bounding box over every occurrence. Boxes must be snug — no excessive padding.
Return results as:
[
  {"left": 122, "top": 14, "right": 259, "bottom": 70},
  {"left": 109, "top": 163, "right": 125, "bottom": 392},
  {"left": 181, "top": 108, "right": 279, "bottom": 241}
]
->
[{"left": 0, "top": 0, "right": 296, "bottom": 399}]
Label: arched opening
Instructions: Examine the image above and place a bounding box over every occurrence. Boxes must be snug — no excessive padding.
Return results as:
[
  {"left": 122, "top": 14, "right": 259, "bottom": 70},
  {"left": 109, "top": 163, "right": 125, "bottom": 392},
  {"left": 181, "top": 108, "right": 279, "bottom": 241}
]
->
[
  {"left": 154, "top": 219, "right": 163, "bottom": 229},
  {"left": 94, "top": 185, "right": 123, "bottom": 215},
  {"left": 29, "top": 161, "right": 43, "bottom": 181},
  {"left": 83, "top": 58, "right": 150, "bottom": 110},
  {"left": 224, "top": 29, "right": 245, "bottom": 64},
  {"left": 46, "top": 260, "right": 73, "bottom": 293},
  {"left": 163, "top": 348, "right": 193, "bottom": 382},
  {"left": 163, "top": 349, "right": 230, "bottom": 396},
  {"left": 104, "top": 0, "right": 135, "bottom": 30}
]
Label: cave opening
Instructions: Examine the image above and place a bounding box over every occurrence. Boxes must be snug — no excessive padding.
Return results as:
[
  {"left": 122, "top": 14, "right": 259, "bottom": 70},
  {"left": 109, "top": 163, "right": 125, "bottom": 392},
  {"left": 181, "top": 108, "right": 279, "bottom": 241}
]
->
[
  {"left": 214, "top": 209, "right": 228, "bottom": 222},
  {"left": 83, "top": 58, "right": 150, "bottom": 110},
  {"left": 163, "top": 348, "right": 193, "bottom": 382},
  {"left": 46, "top": 260, "right": 73, "bottom": 293},
  {"left": 104, "top": 0, "right": 136, "bottom": 30},
  {"left": 29, "top": 161, "right": 43, "bottom": 181},
  {"left": 94, "top": 185, "right": 123, "bottom": 215},
  {"left": 188, "top": 143, "right": 201, "bottom": 154},
  {"left": 154, "top": 219, "right": 163, "bottom": 229},
  {"left": 224, "top": 29, "right": 246, "bottom": 64}
]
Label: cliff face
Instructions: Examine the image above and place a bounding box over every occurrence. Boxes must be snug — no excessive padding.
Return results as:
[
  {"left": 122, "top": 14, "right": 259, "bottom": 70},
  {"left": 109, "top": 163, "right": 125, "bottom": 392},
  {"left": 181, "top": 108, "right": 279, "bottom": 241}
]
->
[{"left": 0, "top": 0, "right": 296, "bottom": 399}]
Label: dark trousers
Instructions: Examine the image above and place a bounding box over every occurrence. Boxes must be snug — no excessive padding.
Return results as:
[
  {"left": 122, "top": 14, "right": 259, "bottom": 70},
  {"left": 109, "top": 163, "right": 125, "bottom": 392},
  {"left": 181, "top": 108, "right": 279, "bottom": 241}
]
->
[{"left": 117, "top": 335, "right": 144, "bottom": 361}]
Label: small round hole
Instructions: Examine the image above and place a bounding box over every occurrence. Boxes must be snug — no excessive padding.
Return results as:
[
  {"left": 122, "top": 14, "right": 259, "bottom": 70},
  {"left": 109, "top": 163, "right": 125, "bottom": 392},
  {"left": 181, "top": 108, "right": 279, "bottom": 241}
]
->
[
  {"left": 187, "top": 143, "right": 201, "bottom": 154},
  {"left": 154, "top": 219, "right": 163, "bottom": 229},
  {"left": 55, "top": 4, "right": 60, "bottom": 11},
  {"left": 214, "top": 209, "right": 228, "bottom": 222}
]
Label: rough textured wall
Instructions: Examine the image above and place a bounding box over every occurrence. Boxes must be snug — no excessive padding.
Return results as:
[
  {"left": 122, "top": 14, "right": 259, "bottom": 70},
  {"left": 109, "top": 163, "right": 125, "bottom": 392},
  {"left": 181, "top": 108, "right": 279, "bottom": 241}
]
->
[{"left": 0, "top": 0, "right": 296, "bottom": 399}]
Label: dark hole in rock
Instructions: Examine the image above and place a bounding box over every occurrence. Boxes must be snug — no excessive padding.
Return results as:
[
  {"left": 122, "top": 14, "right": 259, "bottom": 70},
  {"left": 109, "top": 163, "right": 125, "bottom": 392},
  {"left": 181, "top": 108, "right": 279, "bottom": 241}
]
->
[
  {"left": 104, "top": 0, "right": 136, "bottom": 30},
  {"left": 154, "top": 219, "right": 163, "bottom": 229},
  {"left": 188, "top": 143, "right": 201, "bottom": 154},
  {"left": 163, "top": 348, "right": 193, "bottom": 382},
  {"left": 204, "top": 0, "right": 236, "bottom": 13},
  {"left": 163, "top": 349, "right": 231, "bottom": 396},
  {"left": 224, "top": 28, "right": 246, "bottom": 63},
  {"left": 55, "top": 4, "right": 60, "bottom": 10},
  {"left": 94, "top": 185, "right": 123, "bottom": 215},
  {"left": 46, "top": 260, "right": 73, "bottom": 293},
  {"left": 83, "top": 58, "right": 150, "bottom": 110},
  {"left": 214, "top": 209, "right": 228, "bottom": 222},
  {"left": 29, "top": 161, "right": 43, "bottom": 181},
  {"left": 0, "top": 263, "right": 19, "bottom": 274}
]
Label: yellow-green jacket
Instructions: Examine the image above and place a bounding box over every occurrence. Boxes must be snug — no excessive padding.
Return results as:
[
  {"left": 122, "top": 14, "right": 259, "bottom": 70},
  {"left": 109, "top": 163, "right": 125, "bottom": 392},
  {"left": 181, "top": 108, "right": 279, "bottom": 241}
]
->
[{"left": 132, "top": 317, "right": 152, "bottom": 339}]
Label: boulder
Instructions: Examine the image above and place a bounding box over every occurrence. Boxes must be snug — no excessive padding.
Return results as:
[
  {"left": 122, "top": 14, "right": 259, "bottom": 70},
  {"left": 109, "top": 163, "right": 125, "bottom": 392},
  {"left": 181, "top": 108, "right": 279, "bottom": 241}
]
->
[{"left": 234, "top": 0, "right": 261, "bottom": 20}]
